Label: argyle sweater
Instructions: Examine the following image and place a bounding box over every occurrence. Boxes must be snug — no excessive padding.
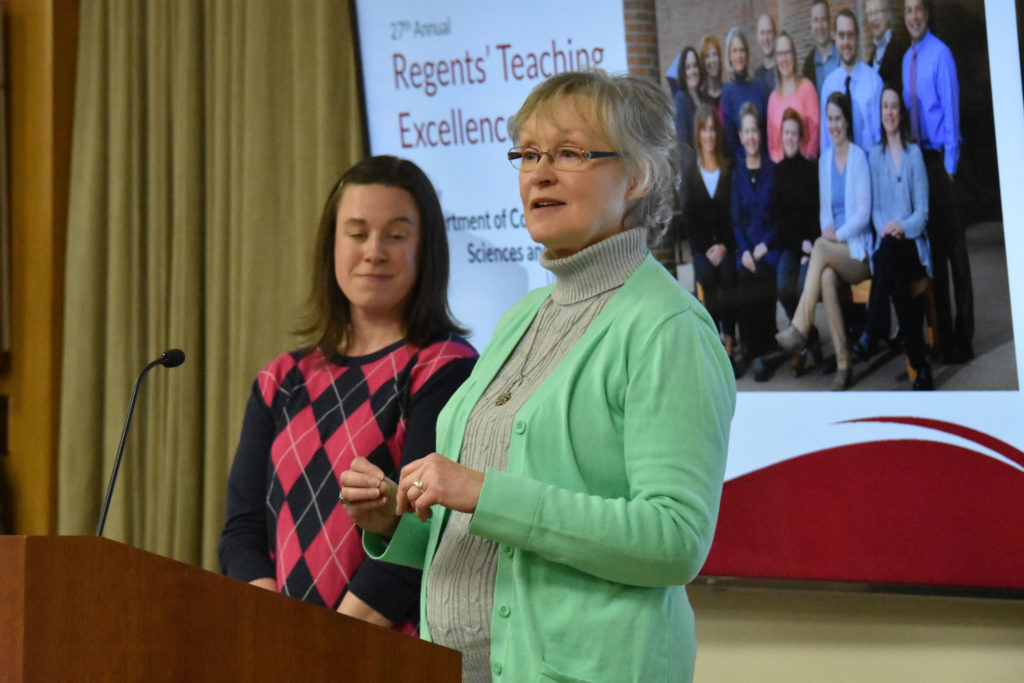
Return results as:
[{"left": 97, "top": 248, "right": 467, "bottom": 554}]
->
[{"left": 218, "top": 335, "right": 476, "bottom": 622}]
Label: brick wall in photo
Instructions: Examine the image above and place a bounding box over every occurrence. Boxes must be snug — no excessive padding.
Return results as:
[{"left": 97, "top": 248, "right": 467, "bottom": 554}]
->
[
  {"left": 625, "top": 0, "right": 661, "bottom": 80},
  {"left": 654, "top": 0, "right": 867, "bottom": 91}
]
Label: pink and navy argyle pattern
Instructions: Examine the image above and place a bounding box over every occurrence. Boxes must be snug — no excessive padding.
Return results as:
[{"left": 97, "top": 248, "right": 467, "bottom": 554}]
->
[{"left": 259, "top": 338, "right": 475, "bottom": 609}]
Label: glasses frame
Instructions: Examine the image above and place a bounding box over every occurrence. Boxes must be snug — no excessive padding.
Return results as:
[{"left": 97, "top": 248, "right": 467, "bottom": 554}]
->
[{"left": 507, "top": 145, "right": 618, "bottom": 172}]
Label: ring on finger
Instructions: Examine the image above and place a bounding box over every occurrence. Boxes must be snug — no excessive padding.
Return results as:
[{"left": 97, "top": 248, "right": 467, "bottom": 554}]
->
[
  {"left": 338, "top": 490, "right": 347, "bottom": 503},
  {"left": 412, "top": 480, "right": 425, "bottom": 491}
]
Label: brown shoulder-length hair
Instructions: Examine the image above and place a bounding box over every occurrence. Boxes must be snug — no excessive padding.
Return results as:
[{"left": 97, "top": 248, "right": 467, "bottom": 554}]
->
[
  {"left": 693, "top": 103, "right": 726, "bottom": 172},
  {"left": 297, "top": 155, "right": 467, "bottom": 358}
]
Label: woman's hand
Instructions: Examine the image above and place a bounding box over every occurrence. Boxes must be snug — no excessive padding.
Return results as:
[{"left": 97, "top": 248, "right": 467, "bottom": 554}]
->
[
  {"left": 337, "top": 591, "right": 394, "bottom": 628},
  {"left": 741, "top": 250, "right": 756, "bottom": 273},
  {"left": 752, "top": 242, "right": 768, "bottom": 261},
  {"left": 339, "top": 457, "right": 400, "bottom": 537},
  {"left": 802, "top": 239, "right": 813, "bottom": 255},
  {"left": 396, "top": 453, "right": 485, "bottom": 523},
  {"left": 822, "top": 226, "right": 838, "bottom": 241},
  {"left": 248, "top": 577, "right": 276, "bottom": 591},
  {"left": 706, "top": 244, "right": 726, "bottom": 267},
  {"left": 882, "top": 220, "right": 905, "bottom": 238}
]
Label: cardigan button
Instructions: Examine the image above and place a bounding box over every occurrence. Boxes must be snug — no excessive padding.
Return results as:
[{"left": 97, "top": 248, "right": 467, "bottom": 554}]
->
[
  {"left": 491, "top": 661, "right": 503, "bottom": 675},
  {"left": 500, "top": 544, "right": 513, "bottom": 557},
  {"left": 498, "top": 604, "right": 511, "bottom": 618},
  {"left": 514, "top": 420, "right": 526, "bottom": 434}
]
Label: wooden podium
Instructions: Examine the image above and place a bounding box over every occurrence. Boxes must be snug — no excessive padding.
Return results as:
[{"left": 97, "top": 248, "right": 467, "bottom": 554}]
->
[{"left": 0, "top": 536, "right": 460, "bottom": 682}]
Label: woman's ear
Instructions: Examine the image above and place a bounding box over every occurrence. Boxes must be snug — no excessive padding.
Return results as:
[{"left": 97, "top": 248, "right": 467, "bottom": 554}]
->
[{"left": 626, "top": 173, "right": 652, "bottom": 201}]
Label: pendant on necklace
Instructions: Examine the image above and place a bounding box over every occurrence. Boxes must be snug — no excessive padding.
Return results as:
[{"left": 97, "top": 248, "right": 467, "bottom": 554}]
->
[{"left": 495, "top": 392, "right": 511, "bottom": 406}]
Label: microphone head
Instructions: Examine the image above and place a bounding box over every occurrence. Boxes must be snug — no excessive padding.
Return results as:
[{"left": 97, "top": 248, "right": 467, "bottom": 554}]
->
[{"left": 160, "top": 349, "right": 186, "bottom": 368}]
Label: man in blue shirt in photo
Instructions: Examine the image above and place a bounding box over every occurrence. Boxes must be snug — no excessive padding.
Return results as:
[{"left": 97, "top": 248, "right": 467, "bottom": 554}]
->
[
  {"left": 903, "top": 0, "right": 973, "bottom": 362},
  {"left": 820, "top": 9, "right": 883, "bottom": 155}
]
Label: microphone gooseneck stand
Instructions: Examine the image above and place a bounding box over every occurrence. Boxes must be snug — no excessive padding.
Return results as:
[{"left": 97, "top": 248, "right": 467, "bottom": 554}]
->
[{"left": 95, "top": 349, "right": 186, "bottom": 536}]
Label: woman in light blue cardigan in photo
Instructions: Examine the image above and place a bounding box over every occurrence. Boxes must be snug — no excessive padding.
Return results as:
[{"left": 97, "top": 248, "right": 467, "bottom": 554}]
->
[
  {"left": 776, "top": 91, "right": 872, "bottom": 390},
  {"left": 860, "top": 85, "right": 933, "bottom": 389}
]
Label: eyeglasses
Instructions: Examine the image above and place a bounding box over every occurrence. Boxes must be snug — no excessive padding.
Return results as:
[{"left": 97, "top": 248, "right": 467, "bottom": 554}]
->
[{"left": 507, "top": 145, "right": 618, "bottom": 172}]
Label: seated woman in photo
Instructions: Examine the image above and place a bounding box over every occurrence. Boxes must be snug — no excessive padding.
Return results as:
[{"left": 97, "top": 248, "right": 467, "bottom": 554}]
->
[
  {"left": 771, "top": 108, "right": 822, "bottom": 376},
  {"left": 776, "top": 92, "right": 872, "bottom": 390},
  {"left": 685, "top": 103, "right": 738, "bottom": 364},
  {"left": 732, "top": 101, "right": 779, "bottom": 381},
  {"left": 859, "top": 84, "right": 933, "bottom": 389}
]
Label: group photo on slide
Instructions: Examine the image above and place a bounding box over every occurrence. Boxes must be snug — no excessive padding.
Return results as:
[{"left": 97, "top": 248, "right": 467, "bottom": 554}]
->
[{"left": 659, "top": 0, "right": 1014, "bottom": 392}]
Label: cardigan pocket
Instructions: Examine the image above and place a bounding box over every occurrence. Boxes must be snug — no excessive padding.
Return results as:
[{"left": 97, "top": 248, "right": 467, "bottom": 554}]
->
[{"left": 539, "top": 660, "right": 594, "bottom": 683}]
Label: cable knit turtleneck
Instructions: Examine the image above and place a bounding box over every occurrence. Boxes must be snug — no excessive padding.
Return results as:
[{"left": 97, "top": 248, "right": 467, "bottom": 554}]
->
[
  {"left": 425, "top": 228, "right": 648, "bottom": 683},
  {"left": 542, "top": 228, "right": 648, "bottom": 304}
]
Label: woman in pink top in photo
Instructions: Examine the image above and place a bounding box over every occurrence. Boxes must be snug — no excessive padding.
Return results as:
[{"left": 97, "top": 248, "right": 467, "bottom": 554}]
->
[{"left": 767, "top": 31, "right": 820, "bottom": 162}]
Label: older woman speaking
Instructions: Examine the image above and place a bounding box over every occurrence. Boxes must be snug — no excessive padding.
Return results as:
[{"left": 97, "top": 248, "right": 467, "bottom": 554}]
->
[{"left": 340, "top": 70, "right": 736, "bottom": 682}]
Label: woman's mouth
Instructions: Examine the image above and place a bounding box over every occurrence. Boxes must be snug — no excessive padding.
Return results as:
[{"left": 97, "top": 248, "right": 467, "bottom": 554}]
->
[{"left": 531, "top": 199, "right": 565, "bottom": 210}]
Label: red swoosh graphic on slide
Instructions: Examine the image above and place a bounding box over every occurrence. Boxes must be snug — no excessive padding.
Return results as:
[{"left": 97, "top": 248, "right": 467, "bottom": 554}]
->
[
  {"left": 840, "top": 416, "right": 1024, "bottom": 470},
  {"left": 701, "top": 426, "right": 1024, "bottom": 589}
]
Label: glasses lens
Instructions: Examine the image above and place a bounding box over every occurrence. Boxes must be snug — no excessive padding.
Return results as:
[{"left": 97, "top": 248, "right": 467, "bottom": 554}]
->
[
  {"left": 553, "top": 146, "right": 586, "bottom": 170},
  {"left": 508, "top": 148, "right": 523, "bottom": 170},
  {"left": 509, "top": 147, "right": 539, "bottom": 170}
]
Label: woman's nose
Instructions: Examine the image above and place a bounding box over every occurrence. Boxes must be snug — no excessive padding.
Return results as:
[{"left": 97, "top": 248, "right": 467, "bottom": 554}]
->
[
  {"left": 365, "top": 234, "right": 387, "bottom": 261},
  {"left": 529, "top": 154, "right": 557, "bottom": 184}
]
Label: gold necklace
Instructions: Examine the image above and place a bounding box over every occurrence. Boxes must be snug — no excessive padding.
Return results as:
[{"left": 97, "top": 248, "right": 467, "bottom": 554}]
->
[{"left": 494, "top": 298, "right": 599, "bottom": 406}]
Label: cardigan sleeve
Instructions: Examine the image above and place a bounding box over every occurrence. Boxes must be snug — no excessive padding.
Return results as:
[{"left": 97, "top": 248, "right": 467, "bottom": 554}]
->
[
  {"left": 363, "top": 511, "right": 433, "bottom": 569},
  {"left": 467, "top": 305, "right": 735, "bottom": 588},
  {"left": 901, "top": 144, "right": 930, "bottom": 239},
  {"left": 835, "top": 146, "right": 872, "bottom": 243},
  {"left": 870, "top": 146, "right": 886, "bottom": 236},
  {"left": 818, "top": 151, "right": 832, "bottom": 231}
]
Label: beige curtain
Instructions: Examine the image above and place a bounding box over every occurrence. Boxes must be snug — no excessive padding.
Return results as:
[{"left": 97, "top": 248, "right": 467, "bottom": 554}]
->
[{"left": 58, "top": 0, "right": 365, "bottom": 570}]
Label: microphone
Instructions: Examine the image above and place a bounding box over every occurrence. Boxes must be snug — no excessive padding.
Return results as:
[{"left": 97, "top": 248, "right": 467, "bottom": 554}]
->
[
  {"left": 95, "top": 349, "right": 186, "bottom": 536},
  {"left": 160, "top": 348, "right": 185, "bottom": 368}
]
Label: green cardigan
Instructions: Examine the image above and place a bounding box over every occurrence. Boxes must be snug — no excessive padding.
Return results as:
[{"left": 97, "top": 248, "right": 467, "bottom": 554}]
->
[{"left": 366, "top": 255, "right": 736, "bottom": 682}]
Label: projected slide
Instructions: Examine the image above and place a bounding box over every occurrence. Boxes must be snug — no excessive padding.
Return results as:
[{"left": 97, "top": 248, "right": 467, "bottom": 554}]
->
[
  {"left": 356, "top": 0, "right": 1024, "bottom": 592},
  {"left": 354, "top": 0, "right": 628, "bottom": 350}
]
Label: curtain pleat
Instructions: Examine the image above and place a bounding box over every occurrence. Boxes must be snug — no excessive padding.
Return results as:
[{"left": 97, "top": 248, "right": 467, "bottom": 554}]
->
[{"left": 59, "top": 0, "right": 364, "bottom": 570}]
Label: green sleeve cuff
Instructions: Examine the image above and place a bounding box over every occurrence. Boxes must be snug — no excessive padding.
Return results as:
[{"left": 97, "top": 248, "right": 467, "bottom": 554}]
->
[{"left": 362, "top": 513, "right": 432, "bottom": 569}]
